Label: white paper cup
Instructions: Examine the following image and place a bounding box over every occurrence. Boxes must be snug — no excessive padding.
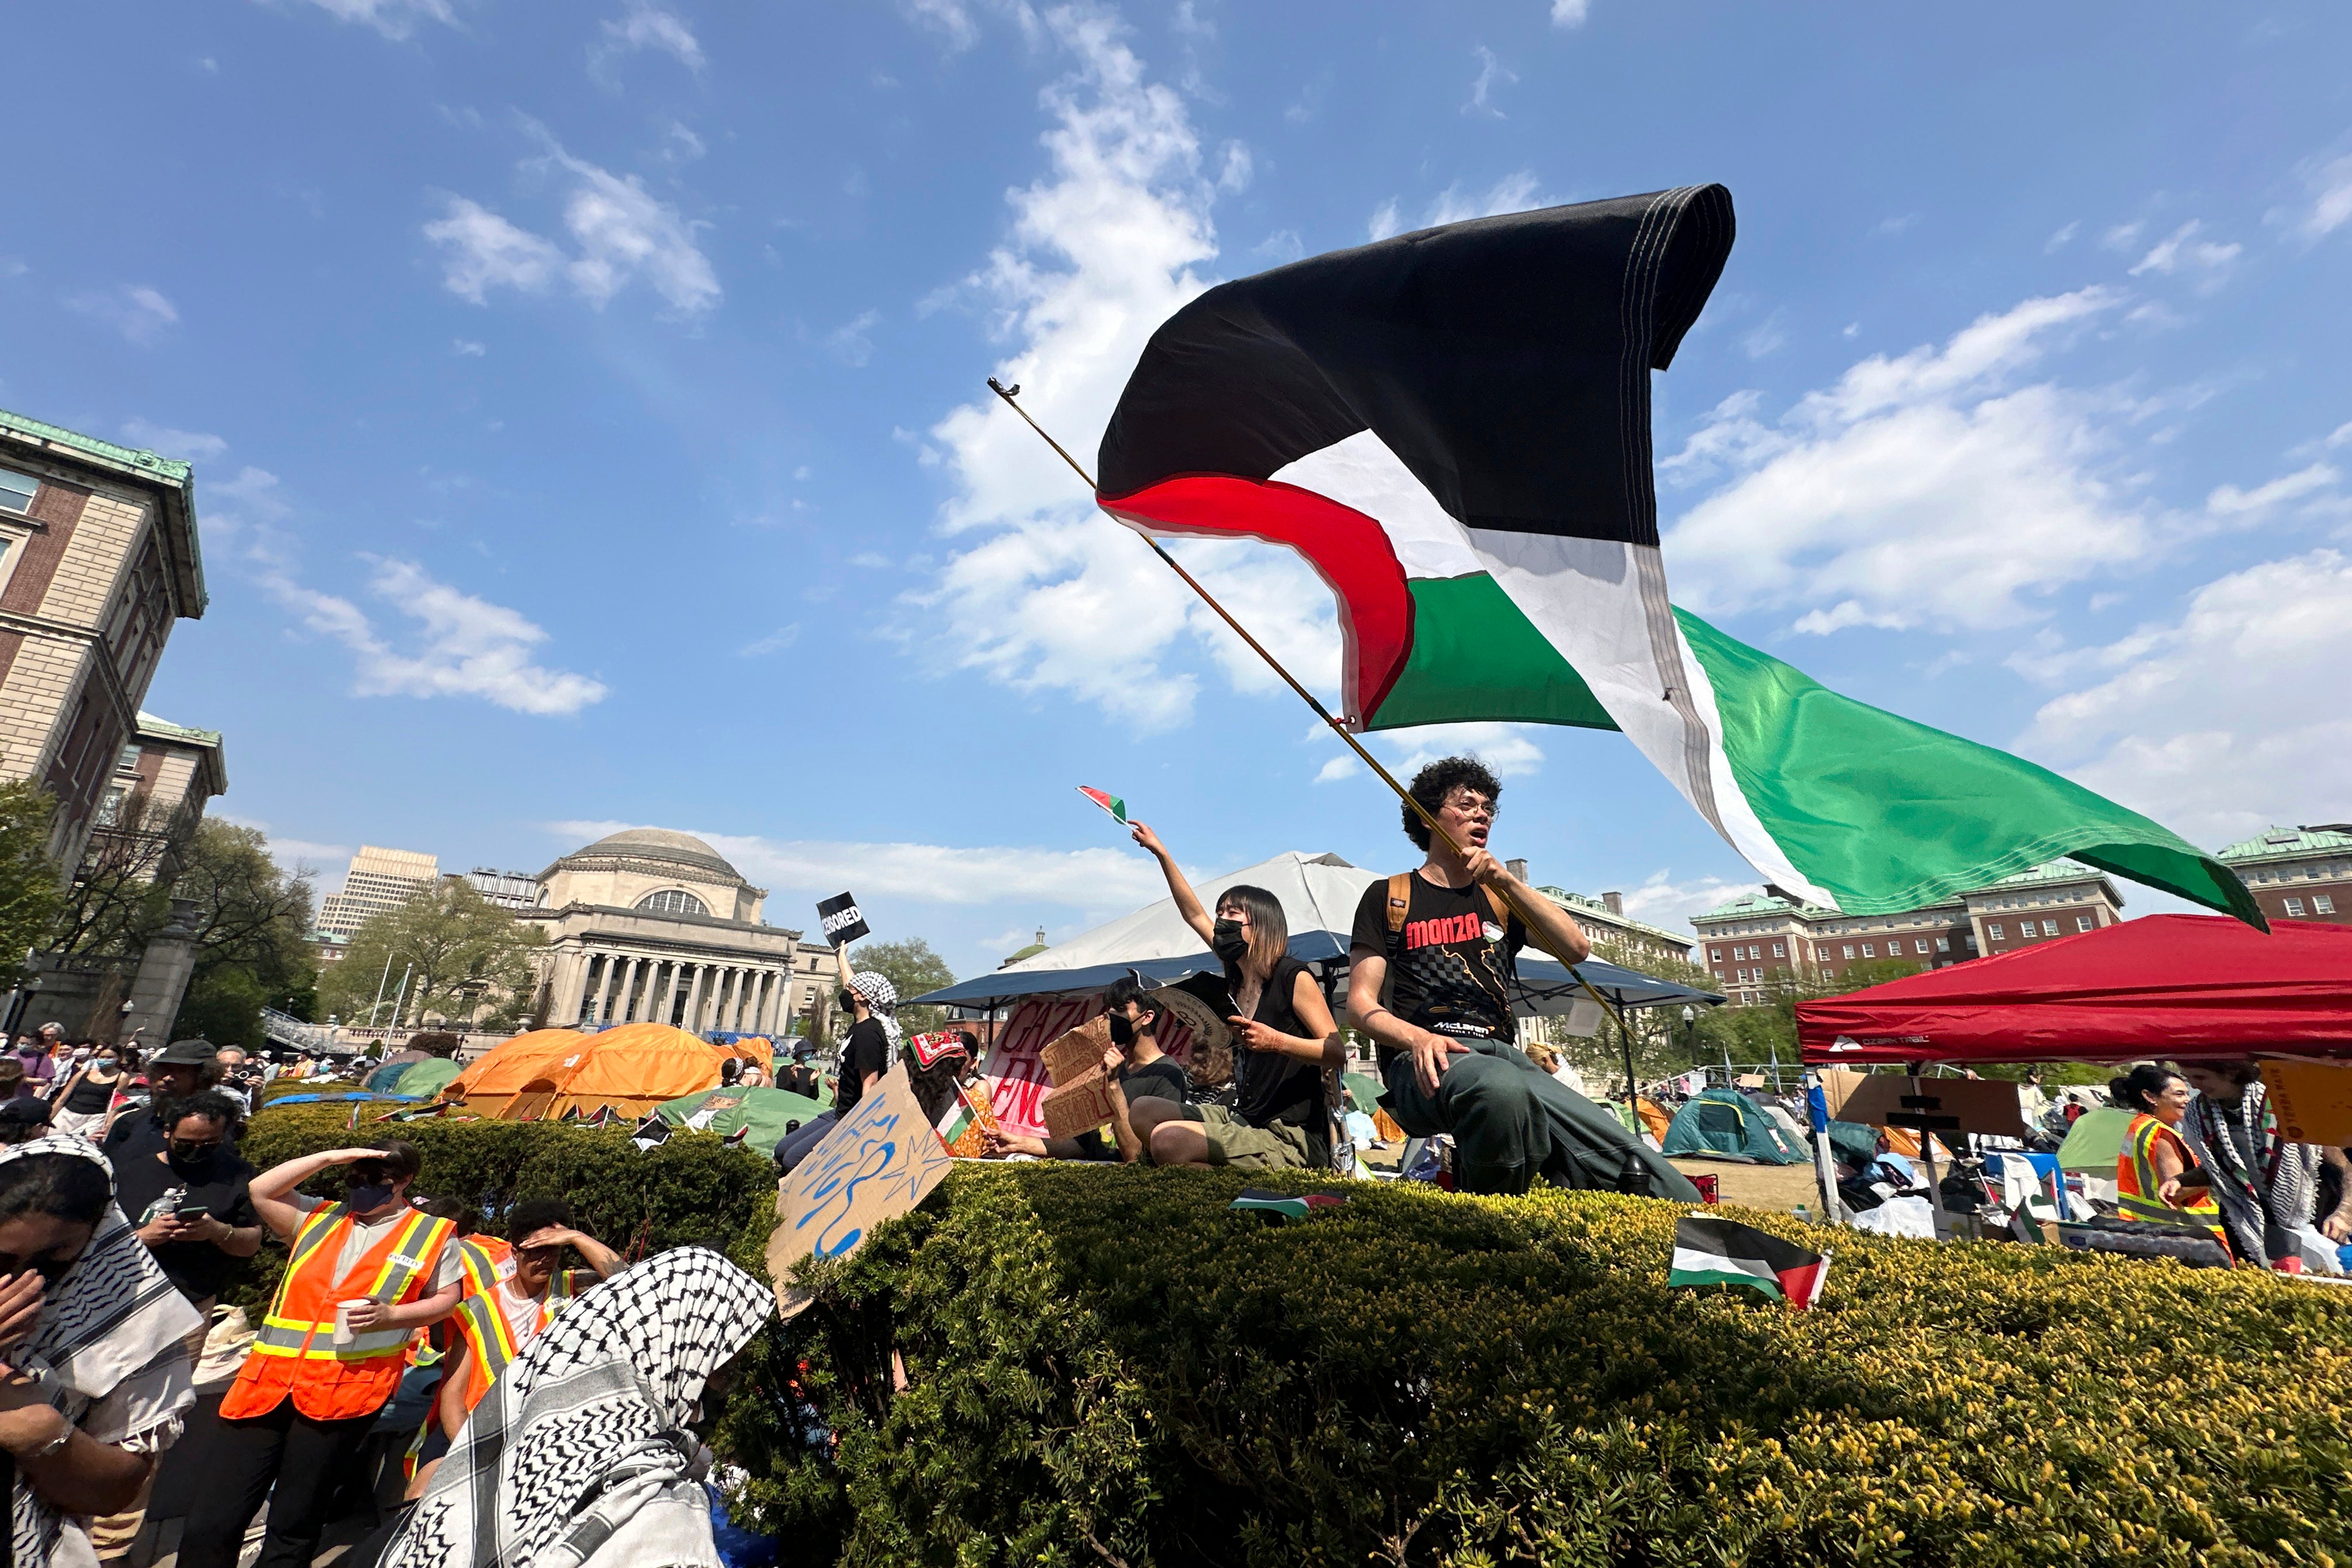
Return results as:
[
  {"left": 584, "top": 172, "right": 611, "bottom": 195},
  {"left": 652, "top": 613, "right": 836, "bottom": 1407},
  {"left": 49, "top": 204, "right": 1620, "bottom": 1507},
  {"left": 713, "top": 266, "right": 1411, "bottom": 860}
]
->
[{"left": 333, "top": 1299, "right": 372, "bottom": 1345}]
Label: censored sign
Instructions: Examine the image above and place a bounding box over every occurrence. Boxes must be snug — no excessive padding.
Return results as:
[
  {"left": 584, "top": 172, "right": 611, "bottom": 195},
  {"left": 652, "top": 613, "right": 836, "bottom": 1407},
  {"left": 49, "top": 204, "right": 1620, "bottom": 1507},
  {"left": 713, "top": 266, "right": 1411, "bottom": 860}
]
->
[{"left": 816, "top": 891, "right": 871, "bottom": 945}]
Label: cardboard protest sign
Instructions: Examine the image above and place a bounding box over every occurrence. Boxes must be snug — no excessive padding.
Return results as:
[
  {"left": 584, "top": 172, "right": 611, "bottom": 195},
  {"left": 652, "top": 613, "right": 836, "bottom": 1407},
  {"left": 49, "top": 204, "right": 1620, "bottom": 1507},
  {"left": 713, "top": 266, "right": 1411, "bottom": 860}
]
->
[
  {"left": 816, "top": 891, "right": 871, "bottom": 946},
  {"left": 1041, "top": 1067, "right": 1119, "bottom": 1140},
  {"left": 767, "top": 1063, "right": 952, "bottom": 1317},
  {"left": 2260, "top": 1056, "right": 2352, "bottom": 1147},
  {"left": 1821, "top": 1069, "right": 2028, "bottom": 1140},
  {"left": 1042, "top": 1015, "right": 1112, "bottom": 1086}
]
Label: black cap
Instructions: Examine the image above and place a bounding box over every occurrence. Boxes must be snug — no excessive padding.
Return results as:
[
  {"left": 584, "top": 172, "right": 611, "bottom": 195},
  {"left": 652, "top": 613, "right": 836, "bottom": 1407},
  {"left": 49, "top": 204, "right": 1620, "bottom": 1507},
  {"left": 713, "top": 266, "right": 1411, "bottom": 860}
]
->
[{"left": 153, "top": 1038, "right": 218, "bottom": 1066}]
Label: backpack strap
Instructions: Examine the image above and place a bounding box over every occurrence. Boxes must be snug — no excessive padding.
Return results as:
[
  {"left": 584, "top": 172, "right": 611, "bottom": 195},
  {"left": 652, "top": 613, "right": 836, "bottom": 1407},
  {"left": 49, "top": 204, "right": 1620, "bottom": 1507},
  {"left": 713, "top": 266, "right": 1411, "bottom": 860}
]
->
[
  {"left": 1478, "top": 882, "right": 1509, "bottom": 932},
  {"left": 1385, "top": 873, "right": 1413, "bottom": 935}
]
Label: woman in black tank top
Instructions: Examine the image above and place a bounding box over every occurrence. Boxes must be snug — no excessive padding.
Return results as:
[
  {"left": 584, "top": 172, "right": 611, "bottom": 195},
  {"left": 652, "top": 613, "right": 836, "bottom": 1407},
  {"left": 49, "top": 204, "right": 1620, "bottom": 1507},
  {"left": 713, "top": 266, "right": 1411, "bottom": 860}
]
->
[{"left": 1128, "top": 823, "right": 1342, "bottom": 1168}]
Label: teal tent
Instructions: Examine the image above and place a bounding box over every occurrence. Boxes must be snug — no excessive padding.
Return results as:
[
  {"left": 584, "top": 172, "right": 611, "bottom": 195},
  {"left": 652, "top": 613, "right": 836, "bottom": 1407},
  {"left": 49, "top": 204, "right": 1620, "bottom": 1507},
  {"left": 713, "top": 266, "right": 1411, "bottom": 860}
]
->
[
  {"left": 2057, "top": 1106, "right": 2134, "bottom": 1173},
  {"left": 393, "top": 1058, "right": 462, "bottom": 1100},
  {"left": 656, "top": 1085, "right": 830, "bottom": 1152},
  {"left": 1659, "top": 1088, "right": 1808, "bottom": 1165},
  {"left": 1342, "top": 1073, "right": 1385, "bottom": 1115}
]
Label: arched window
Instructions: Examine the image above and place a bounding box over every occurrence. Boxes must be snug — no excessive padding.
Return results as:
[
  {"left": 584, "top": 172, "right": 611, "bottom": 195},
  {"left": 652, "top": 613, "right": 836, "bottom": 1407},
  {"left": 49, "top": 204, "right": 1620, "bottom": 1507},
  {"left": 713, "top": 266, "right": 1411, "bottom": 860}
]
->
[{"left": 637, "top": 889, "right": 709, "bottom": 916}]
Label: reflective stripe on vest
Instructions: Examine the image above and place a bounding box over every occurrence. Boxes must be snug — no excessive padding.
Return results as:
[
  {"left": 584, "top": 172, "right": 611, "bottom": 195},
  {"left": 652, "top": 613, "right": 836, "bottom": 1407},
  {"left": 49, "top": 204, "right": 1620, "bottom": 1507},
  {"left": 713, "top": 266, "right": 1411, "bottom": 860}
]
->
[
  {"left": 456, "top": 1236, "right": 512, "bottom": 1298},
  {"left": 452, "top": 1284, "right": 570, "bottom": 1411},
  {"left": 2117, "top": 1114, "right": 2228, "bottom": 1244},
  {"left": 249, "top": 1210, "right": 456, "bottom": 1364}
]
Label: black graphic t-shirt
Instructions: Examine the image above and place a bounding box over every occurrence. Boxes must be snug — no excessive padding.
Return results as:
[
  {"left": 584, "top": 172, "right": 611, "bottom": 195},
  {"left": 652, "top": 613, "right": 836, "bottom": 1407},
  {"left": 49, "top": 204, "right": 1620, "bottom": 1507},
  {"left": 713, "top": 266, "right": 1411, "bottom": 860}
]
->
[{"left": 1349, "top": 873, "right": 1527, "bottom": 1070}]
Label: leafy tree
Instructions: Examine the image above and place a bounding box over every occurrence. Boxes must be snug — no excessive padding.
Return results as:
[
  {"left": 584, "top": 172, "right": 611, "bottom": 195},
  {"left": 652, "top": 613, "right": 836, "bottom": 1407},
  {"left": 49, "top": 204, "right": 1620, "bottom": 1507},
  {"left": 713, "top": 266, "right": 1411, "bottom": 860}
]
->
[
  {"left": 319, "top": 880, "right": 546, "bottom": 1031},
  {"left": 852, "top": 936, "right": 957, "bottom": 1033},
  {"left": 51, "top": 790, "right": 198, "bottom": 959},
  {"left": 166, "top": 821, "right": 321, "bottom": 1048},
  {"left": 0, "top": 783, "right": 60, "bottom": 991}
]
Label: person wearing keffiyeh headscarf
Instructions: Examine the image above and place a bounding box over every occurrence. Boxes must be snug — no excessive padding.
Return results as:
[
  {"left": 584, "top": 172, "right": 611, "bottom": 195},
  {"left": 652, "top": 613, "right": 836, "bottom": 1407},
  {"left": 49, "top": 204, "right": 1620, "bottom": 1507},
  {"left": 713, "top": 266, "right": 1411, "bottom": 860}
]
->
[
  {"left": 2180, "top": 1060, "right": 2352, "bottom": 1269},
  {"left": 0, "top": 1135, "right": 203, "bottom": 1568},
  {"left": 773, "top": 967, "right": 902, "bottom": 1174},
  {"left": 381, "top": 1247, "right": 773, "bottom": 1568}
]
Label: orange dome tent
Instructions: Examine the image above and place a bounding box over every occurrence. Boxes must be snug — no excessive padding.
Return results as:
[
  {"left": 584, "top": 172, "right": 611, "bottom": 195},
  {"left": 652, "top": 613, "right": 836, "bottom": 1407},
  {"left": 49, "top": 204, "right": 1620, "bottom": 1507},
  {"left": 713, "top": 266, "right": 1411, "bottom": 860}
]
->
[{"left": 448, "top": 1025, "right": 730, "bottom": 1120}]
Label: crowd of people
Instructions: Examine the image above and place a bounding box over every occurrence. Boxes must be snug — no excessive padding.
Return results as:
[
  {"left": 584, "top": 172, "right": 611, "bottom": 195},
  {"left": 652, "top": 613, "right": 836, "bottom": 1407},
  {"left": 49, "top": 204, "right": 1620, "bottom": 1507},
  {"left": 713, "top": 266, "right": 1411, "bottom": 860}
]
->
[{"left": 0, "top": 1025, "right": 774, "bottom": 1568}]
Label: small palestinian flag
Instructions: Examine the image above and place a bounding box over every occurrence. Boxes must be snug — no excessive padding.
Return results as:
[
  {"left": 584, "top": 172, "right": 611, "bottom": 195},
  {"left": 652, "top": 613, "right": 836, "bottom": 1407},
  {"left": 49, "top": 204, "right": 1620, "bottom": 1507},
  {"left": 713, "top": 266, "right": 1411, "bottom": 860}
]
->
[
  {"left": 1076, "top": 786, "right": 1128, "bottom": 826},
  {"left": 1668, "top": 1215, "right": 1831, "bottom": 1310},
  {"left": 346, "top": 1102, "right": 363, "bottom": 1131},
  {"left": 629, "top": 1112, "right": 671, "bottom": 1152},
  {"left": 581, "top": 1105, "right": 614, "bottom": 1129},
  {"left": 721, "top": 1124, "right": 749, "bottom": 1147},
  {"left": 1229, "top": 1188, "right": 1352, "bottom": 1225},
  {"left": 934, "top": 1090, "right": 976, "bottom": 1152}
]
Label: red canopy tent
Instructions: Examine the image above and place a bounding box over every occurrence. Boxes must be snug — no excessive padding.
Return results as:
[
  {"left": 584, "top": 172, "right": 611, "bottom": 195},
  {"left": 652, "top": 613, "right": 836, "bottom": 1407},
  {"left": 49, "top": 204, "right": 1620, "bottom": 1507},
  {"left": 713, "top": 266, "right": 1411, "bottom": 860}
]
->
[{"left": 1797, "top": 915, "right": 2352, "bottom": 1066}]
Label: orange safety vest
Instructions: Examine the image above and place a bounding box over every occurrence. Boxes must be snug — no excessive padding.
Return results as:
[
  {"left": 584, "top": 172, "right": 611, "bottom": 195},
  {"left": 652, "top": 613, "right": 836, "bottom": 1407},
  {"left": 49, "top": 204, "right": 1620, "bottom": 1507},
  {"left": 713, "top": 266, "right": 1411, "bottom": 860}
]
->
[
  {"left": 448, "top": 1269, "right": 578, "bottom": 1413},
  {"left": 223, "top": 1203, "right": 457, "bottom": 1421},
  {"left": 2117, "top": 1112, "right": 2230, "bottom": 1254},
  {"left": 454, "top": 1235, "right": 514, "bottom": 1297}
]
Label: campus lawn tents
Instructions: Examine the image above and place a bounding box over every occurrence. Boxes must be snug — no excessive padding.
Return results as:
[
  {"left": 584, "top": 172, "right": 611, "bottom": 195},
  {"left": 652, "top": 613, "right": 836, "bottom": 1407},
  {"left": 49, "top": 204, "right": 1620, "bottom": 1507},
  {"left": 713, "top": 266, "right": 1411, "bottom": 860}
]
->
[
  {"left": 364, "top": 1051, "right": 431, "bottom": 1093},
  {"left": 1798, "top": 915, "right": 2352, "bottom": 1065},
  {"left": 448, "top": 1024, "right": 729, "bottom": 1119},
  {"left": 2056, "top": 1106, "right": 2136, "bottom": 1173},
  {"left": 909, "top": 849, "right": 1722, "bottom": 1017},
  {"left": 263, "top": 1092, "right": 420, "bottom": 1105},
  {"left": 392, "top": 1057, "right": 462, "bottom": 1100},
  {"left": 655, "top": 1085, "right": 829, "bottom": 1152},
  {"left": 1660, "top": 1088, "right": 1808, "bottom": 1165}
]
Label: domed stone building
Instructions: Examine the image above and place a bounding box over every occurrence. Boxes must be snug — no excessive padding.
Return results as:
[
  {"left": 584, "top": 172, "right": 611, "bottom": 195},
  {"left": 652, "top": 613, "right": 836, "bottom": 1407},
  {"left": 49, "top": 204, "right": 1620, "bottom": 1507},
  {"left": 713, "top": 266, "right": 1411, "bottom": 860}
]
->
[{"left": 521, "top": 828, "right": 812, "bottom": 1034}]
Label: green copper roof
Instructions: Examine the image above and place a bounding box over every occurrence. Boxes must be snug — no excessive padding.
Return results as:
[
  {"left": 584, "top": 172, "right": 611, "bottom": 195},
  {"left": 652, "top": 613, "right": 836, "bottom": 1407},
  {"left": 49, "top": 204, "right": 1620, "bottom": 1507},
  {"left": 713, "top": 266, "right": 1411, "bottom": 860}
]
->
[
  {"left": 1982, "top": 857, "right": 2108, "bottom": 889},
  {"left": 134, "top": 711, "right": 221, "bottom": 749},
  {"left": 0, "top": 408, "right": 194, "bottom": 486},
  {"left": 1691, "top": 889, "right": 1823, "bottom": 922},
  {"left": 1532, "top": 886, "right": 1690, "bottom": 948},
  {"left": 2216, "top": 825, "right": 2352, "bottom": 863},
  {"left": 1697, "top": 857, "right": 2116, "bottom": 925}
]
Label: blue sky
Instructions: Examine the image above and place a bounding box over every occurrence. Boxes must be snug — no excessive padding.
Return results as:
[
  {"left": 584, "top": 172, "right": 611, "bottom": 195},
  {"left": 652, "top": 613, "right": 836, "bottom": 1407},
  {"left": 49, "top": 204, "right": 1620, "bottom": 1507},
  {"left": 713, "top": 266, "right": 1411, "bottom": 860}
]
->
[{"left": 8, "top": 1, "right": 2350, "bottom": 977}]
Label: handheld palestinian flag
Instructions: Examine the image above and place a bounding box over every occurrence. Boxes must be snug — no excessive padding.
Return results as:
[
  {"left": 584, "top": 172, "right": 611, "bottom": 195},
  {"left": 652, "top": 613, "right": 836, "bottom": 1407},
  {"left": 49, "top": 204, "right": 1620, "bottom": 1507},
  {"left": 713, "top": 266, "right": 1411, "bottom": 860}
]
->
[
  {"left": 1095, "top": 188, "right": 2258, "bottom": 926},
  {"left": 934, "top": 1082, "right": 999, "bottom": 1158},
  {"left": 1229, "top": 1188, "right": 1352, "bottom": 1225},
  {"left": 1076, "top": 786, "right": 1129, "bottom": 827},
  {"left": 1669, "top": 1215, "right": 1830, "bottom": 1310}
]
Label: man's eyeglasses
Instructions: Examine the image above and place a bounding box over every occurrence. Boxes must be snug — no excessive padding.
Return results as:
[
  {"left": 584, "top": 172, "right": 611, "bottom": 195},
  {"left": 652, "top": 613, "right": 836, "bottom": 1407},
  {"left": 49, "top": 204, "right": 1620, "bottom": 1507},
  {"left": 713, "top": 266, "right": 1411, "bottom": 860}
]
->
[
  {"left": 1445, "top": 794, "right": 1499, "bottom": 821},
  {"left": 167, "top": 1138, "right": 222, "bottom": 1157}
]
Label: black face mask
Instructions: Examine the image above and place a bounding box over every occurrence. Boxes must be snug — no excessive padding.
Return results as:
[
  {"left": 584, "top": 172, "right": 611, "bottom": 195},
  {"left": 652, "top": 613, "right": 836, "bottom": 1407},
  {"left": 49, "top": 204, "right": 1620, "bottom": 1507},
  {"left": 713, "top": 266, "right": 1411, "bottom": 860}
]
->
[
  {"left": 167, "top": 1147, "right": 215, "bottom": 1176},
  {"left": 1210, "top": 919, "right": 1250, "bottom": 964},
  {"left": 837, "top": 988, "right": 856, "bottom": 1013},
  {"left": 1106, "top": 1012, "right": 1135, "bottom": 1047}
]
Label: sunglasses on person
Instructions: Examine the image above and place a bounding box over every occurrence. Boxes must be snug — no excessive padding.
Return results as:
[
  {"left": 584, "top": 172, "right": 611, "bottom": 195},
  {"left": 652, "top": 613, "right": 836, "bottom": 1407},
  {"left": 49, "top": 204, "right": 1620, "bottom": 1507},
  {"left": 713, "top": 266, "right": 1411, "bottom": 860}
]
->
[
  {"left": 348, "top": 1162, "right": 393, "bottom": 1186},
  {"left": 166, "top": 1136, "right": 223, "bottom": 1158}
]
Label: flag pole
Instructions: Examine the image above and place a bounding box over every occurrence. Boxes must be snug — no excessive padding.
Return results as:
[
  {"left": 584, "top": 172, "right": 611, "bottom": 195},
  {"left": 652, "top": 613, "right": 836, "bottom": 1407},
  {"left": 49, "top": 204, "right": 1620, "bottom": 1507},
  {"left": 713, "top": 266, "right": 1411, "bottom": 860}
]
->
[{"left": 986, "top": 379, "right": 1626, "bottom": 1025}]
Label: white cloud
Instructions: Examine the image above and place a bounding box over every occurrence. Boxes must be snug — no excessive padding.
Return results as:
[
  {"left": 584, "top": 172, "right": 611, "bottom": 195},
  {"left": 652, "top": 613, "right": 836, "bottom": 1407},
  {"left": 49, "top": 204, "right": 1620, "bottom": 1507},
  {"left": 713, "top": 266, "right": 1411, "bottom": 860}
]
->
[
  {"left": 596, "top": 0, "right": 704, "bottom": 73},
  {"left": 2017, "top": 549, "right": 2352, "bottom": 847},
  {"left": 1548, "top": 0, "right": 1590, "bottom": 26},
  {"left": 548, "top": 820, "right": 1172, "bottom": 911},
  {"left": 848, "top": 552, "right": 893, "bottom": 569},
  {"left": 1252, "top": 229, "right": 1303, "bottom": 264},
  {"left": 2205, "top": 462, "right": 2338, "bottom": 519},
  {"left": 121, "top": 419, "right": 227, "bottom": 461},
  {"left": 1312, "top": 721, "right": 1547, "bottom": 786},
  {"left": 453, "top": 338, "right": 486, "bottom": 356},
  {"left": 1740, "top": 308, "right": 1788, "bottom": 359},
  {"left": 2284, "top": 151, "right": 2352, "bottom": 240},
  {"left": 217, "top": 815, "right": 351, "bottom": 881},
  {"left": 914, "top": 5, "right": 1341, "bottom": 733},
  {"left": 824, "top": 309, "right": 881, "bottom": 367},
  {"left": 1464, "top": 46, "right": 1516, "bottom": 117},
  {"left": 426, "top": 130, "right": 720, "bottom": 315},
  {"left": 2045, "top": 221, "right": 2079, "bottom": 252},
  {"left": 738, "top": 624, "right": 801, "bottom": 657},
  {"left": 1663, "top": 287, "right": 2154, "bottom": 632},
  {"left": 1615, "top": 869, "right": 1757, "bottom": 936},
  {"left": 901, "top": 0, "right": 978, "bottom": 51},
  {"left": 2127, "top": 220, "right": 2240, "bottom": 291},
  {"left": 65, "top": 285, "right": 179, "bottom": 347},
  {"left": 263, "top": 557, "right": 607, "bottom": 715},
  {"left": 279, "top": 0, "right": 458, "bottom": 40},
  {"left": 425, "top": 198, "right": 563, "bottom": 303},
  {"left": 1369, "top": 171, "right": 1545, "bottom": 244}
]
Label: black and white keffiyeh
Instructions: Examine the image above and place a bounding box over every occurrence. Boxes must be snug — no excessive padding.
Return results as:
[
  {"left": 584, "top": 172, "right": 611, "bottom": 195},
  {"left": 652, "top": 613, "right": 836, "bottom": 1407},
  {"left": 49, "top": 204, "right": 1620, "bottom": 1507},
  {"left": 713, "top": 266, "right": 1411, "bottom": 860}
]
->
[
  {"left": 3, "top": 1136, "right": 202, "bottom": 1568},
  {"left": 847, "top": 971, "right": 902, "bottom": 1050},
  {"left": 2184, "top": 1081, "right": 2324, "bottom": 1263},
  {"left": 385, "top": 1247, "right": 773, "bottom": 1568}
]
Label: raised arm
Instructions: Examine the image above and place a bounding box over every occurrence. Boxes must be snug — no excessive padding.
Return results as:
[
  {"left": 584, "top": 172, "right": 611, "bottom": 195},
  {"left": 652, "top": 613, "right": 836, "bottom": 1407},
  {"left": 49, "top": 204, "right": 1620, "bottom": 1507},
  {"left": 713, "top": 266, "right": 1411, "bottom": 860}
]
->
[
  {"left": 248, "top": 1147, "right": 381, "bottom": 1241},
  {"left": 1130, "top": 822, "right": 1213, "bottom": 948}
]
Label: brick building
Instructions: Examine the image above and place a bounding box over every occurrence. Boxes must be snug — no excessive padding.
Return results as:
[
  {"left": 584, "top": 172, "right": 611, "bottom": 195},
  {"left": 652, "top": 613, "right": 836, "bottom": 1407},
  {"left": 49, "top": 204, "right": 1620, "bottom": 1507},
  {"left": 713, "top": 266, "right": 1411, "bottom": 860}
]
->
[
  {"left": 0, "top": 411, "right": 207, "bottom": 871},
  {"left": 1692, "top": 858, "right": 2125, "bottom": 1003},
  {"left": 2214, "top": 825, "right": 2352, "bottom": 925}
]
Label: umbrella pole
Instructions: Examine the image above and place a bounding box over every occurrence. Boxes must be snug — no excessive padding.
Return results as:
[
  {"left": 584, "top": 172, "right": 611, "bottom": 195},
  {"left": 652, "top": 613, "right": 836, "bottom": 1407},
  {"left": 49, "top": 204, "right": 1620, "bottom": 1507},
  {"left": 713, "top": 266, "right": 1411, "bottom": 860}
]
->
[{"left": 987, "top": 379, "right": 1621, "bottom": 1024}]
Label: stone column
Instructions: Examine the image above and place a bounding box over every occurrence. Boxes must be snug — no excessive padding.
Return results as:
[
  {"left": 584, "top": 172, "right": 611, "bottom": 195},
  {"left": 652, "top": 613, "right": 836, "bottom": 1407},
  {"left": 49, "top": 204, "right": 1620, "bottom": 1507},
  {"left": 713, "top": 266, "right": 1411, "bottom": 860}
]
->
[
  {"left": 724, "top": 967, "right": 745, "bottom": 1032},
  {"left": 751, "top": 971, "right": 772, "bottom": 1035},
  {"left": 121, "top": 899, "right": 199, "bottom": 1044},
  {"left": 590, "top": 955, "right": 617, "bottom": 1027},
  {"left": 762, "top": 970, "right": 783, "bottom": 1034},
  {"left": 619, "top": 958, "right": 643, "bottom": 1023},
  {"left": 682, "top": 965, "right": 707, "bottom": 1034},
  {"left": 649, "top": 962, "right": 675, "bottom": 1028},
  {"left": 713, "top": 967, "right": 735, "bottom": 1032}
]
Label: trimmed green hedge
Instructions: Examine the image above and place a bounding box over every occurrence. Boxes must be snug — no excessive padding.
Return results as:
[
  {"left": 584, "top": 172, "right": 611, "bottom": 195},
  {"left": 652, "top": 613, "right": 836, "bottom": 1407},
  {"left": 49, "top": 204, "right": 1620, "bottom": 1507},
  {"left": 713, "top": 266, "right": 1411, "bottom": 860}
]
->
[
  {"left": 229, "top": 1104, "right": 775, "bottom": 1308},
  {"left": 721, "top": 1164, "right": 2352, "bottom": 1568}
]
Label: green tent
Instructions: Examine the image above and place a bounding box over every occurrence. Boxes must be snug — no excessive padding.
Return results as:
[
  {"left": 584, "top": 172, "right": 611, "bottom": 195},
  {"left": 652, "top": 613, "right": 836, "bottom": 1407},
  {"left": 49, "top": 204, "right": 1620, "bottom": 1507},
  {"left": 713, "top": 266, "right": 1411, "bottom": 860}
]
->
[
  {"left": 656, "top": 1085, "right": 830, "bottom": 1152},
  {"left": 1660, "top": 1088, "right": 1808, "bottom": 1165},
  {"left": 393, "top": 1058, "right": 462, "bottom": 1100},
  {"left": 2057, "top": 1106, "right": 2134, "bottom": 1173}
]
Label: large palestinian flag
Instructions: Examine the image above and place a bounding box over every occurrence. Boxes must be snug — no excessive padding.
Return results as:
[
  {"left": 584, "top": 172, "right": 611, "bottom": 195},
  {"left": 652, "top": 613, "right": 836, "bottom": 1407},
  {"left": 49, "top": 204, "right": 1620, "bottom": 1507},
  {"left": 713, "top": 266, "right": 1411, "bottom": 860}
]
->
[{"left": 1095, "top": 187, "right": 2258, "bottom": 924}]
